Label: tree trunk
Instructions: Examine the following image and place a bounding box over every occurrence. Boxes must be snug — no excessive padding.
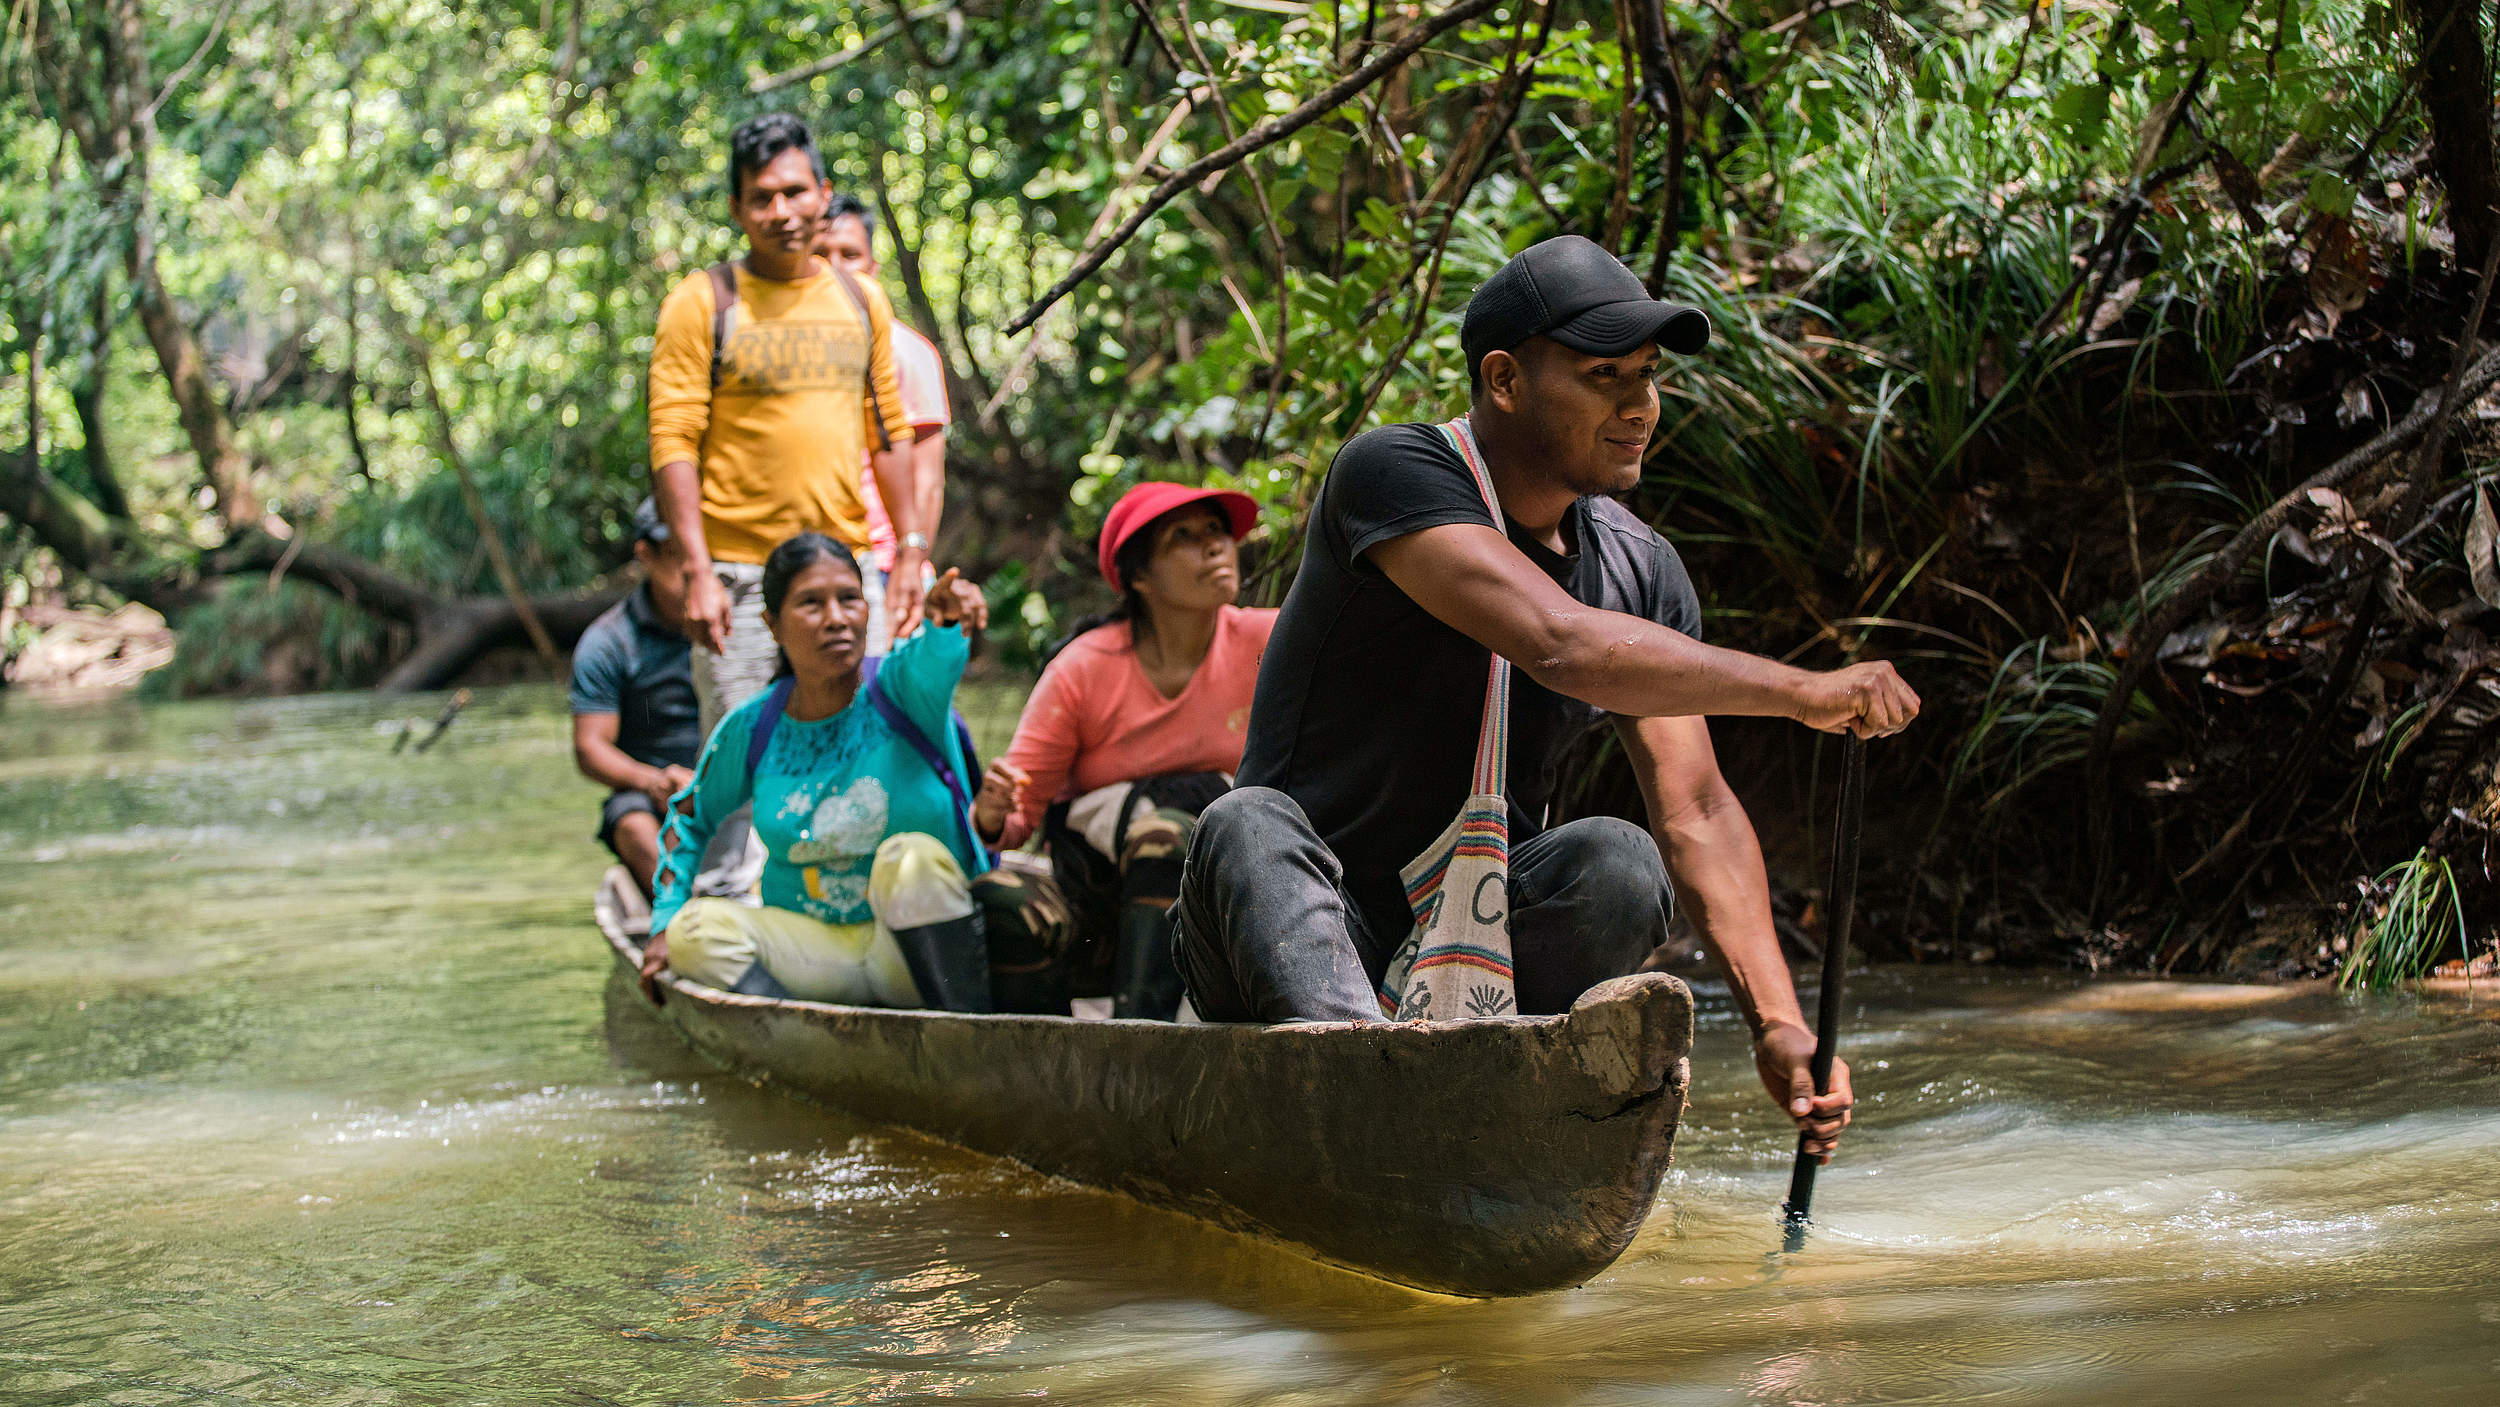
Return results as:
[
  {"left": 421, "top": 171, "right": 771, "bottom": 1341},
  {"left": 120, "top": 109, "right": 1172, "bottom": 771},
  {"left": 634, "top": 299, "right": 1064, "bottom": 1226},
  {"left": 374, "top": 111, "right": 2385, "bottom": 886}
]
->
[
  {"left": 126, "top": 203, "right": 263, "bottom": 527},
  {"left": 75, "top": 284, "right": 131, "bottom": 518},
  {"left": 209, "top": 526, "right": 615, "bottom": 690},
  {"left": 374, "top": 590, "right": 622, "bottom": 693},
  {"left": 3, "top": 449, "right": 619, "bottom": 691},
  {"left": 401, "top": 331, "right": 562, "bottom": 664},
  {"left": 0, "top": 443, "right": 126, "bottom": 579},
  {"left": 2406, "top": 0, "right": 2500, "bottom": 272},
  {"left": 340, "top": 64, "right": 375, "bottom": 482},
  {"left": 22, "top": 295, "right": 46, "bottom": 499},
  {"left": 41, "top": 0, "right": 263, "bottom": 528}
]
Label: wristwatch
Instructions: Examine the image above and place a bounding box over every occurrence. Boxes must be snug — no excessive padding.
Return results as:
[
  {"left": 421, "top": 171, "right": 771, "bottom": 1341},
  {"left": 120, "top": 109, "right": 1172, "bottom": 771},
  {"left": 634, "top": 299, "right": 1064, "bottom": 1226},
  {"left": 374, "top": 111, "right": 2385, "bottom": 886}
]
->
[{"left": 901, "top": 531, "right": 930, "bottom": 552}]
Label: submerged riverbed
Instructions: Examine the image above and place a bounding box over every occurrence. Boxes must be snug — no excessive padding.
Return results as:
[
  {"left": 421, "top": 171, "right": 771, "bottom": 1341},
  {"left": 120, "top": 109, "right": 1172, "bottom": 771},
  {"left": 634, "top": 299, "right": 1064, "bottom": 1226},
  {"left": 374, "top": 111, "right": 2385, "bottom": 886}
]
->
[{"left": 4, "top": 685, "right": 2497, "bottom": 1404}]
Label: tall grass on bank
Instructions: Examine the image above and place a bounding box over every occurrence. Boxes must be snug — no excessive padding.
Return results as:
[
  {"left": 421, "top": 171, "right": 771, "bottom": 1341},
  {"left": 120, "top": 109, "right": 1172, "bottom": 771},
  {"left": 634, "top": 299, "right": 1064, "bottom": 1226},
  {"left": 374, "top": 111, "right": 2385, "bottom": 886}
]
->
[
  {"left": 1948, "top": 638, "right": 2158, "bottom": 819},
  {"left": 1641, "top": 25, "right": 2188, "bottom": 628},
  {"left": 2337, "top": 849, "right": 2470, "bottom": 991}
]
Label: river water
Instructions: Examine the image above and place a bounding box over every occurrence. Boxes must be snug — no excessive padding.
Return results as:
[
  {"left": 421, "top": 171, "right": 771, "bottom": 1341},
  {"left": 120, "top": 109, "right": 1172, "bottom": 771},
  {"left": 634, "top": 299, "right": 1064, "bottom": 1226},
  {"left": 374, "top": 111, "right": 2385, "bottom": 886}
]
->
[{"left": 4, "top": 685, "right": 2497, "bottom": 1405}]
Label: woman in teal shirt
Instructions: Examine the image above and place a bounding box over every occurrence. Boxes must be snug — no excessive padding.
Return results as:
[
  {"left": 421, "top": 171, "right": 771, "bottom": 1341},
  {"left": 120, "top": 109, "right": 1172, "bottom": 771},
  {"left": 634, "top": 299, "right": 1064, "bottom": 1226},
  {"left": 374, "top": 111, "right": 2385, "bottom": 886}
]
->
[{"left": 641, "top": 532, "right": 994, "bottom": 1010}]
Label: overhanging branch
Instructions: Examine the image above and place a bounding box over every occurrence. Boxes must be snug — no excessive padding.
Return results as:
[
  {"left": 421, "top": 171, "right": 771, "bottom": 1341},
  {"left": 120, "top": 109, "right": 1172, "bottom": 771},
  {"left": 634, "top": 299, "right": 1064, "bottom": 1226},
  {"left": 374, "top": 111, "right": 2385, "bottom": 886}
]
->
[{"left": 1002, "top": 0, "right": 1505, "bottom": 335}]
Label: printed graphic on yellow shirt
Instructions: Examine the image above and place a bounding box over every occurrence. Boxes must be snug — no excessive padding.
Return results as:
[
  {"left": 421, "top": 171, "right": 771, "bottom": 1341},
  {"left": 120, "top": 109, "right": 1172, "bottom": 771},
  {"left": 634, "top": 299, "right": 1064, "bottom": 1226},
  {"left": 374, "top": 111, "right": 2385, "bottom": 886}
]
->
[{"left": 718, "top": 320, "right": 868, "bottom": 397}]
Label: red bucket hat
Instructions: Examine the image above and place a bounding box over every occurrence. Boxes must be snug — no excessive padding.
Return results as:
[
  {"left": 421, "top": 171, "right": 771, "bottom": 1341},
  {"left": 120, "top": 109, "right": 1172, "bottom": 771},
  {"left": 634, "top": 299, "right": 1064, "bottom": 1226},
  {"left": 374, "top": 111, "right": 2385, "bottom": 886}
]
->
[{"left": 1097, "top": 482, "right": 1259, "bottom": 591}]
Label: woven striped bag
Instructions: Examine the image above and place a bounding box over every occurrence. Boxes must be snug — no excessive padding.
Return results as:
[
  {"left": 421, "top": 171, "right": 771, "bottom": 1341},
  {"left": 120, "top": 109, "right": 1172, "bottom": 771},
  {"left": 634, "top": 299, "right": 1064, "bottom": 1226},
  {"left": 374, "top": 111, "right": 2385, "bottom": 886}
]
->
[{"left": 1376, "top": 418, "right": 1519, "bottom": 1022}]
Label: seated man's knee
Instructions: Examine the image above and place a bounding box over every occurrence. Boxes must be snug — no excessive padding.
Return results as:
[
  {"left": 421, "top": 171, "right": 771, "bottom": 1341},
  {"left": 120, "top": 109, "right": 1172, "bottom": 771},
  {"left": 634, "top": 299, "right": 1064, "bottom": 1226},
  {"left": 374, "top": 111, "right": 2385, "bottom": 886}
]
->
[
  {"left": 1570, "top": 816, "right": 1669, "bottom": 890},
  {"left": 871, "top": 832, "right": 975, "bottom": 930},
  {"left": 1191, "top": 787, "right": 1310, "bottom": 866},
  {"left": 1542, "top": 816, "right": 1672, "bottom": 942},
  {"left": 602, "top": 789, "right": 657, "bottom": 847}
]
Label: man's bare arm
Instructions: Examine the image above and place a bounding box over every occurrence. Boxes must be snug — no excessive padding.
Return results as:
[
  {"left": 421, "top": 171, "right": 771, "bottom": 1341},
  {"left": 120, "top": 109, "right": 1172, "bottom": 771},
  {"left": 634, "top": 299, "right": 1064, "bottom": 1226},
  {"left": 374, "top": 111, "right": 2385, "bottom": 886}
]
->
[
  {"left": 1368, "top": 523, "right": 1917, "bottom": 734},
  {"left": 911, "top": 425, "right": 945, "bottom": 552},
  {"left": 653, "top": 460, "right": 729, "bottom": 651},
  {"left": 1617, "top": 713, "right": 1852, "bottom": 1159},
  {"left": 868, "top": 443, "right": 925, "bottom": 636},
  {"left": 572, "top": 713, "right": 688, "bottom": 804}
]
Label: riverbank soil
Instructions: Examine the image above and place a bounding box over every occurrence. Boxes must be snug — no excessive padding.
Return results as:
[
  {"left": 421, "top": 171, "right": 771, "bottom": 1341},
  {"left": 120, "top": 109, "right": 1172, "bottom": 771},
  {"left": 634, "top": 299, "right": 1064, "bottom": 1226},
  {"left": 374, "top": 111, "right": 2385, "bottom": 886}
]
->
[{"left": 0, "top": 601, "right": 172, "bottom": 692}]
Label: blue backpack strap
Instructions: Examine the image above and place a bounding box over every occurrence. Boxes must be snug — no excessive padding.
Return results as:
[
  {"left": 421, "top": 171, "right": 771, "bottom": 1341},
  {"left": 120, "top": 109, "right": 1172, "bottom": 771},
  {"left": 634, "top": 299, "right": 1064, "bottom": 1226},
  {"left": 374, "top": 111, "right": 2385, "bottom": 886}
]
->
[
  {"left": 861, "top": 658, "right": 992, "bottom": 871},
  {"left": 744, "top": 675, "right": 795, "bottom": 785}
]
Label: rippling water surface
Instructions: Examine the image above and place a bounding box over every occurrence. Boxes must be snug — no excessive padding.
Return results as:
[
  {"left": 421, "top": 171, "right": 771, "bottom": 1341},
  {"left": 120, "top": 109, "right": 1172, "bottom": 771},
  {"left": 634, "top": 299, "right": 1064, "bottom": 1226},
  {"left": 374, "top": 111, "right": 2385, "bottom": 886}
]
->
[{"left": 5, "top": 686, "right": 2498, "bottom": 1404}]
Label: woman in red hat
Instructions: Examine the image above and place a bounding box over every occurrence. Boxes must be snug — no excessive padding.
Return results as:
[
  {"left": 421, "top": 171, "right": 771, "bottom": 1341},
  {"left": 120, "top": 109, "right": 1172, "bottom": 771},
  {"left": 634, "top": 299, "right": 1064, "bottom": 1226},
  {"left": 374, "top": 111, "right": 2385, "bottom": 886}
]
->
[{"left": 968, "top": 482, "right": 1275, "bottom": 1018}]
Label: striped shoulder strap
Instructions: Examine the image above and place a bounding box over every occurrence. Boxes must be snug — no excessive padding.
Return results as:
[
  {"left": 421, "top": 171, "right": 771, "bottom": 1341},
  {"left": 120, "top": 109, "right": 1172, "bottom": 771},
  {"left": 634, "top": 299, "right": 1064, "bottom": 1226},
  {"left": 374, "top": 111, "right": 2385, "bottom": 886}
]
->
[{"left": 1437, "top": 418, "right": 1512, "bottom": 799}]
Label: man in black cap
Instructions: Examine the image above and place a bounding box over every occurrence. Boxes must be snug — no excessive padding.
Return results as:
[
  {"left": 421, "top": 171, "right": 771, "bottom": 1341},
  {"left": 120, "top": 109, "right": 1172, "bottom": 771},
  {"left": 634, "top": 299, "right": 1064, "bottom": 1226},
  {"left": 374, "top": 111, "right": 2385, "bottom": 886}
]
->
[
  {"left": 1172, "top": 235, "right": 1919, "bottom": 1162},
  {"left": 570, "top": 499, "right": 707, "bottom": 896}
]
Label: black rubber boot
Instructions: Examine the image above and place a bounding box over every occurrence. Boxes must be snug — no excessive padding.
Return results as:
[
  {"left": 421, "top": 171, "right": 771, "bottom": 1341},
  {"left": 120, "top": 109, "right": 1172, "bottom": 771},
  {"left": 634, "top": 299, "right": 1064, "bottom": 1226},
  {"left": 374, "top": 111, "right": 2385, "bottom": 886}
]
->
[
  {"left": 1110, "top": 902, "right": 1185, "bottom": 1020},
  {"left": 891, "top": 911, "right": 995, "bottom": 1013},
  {"left": 982, "top": 900, "right": 1071, "bottom": 1016}
]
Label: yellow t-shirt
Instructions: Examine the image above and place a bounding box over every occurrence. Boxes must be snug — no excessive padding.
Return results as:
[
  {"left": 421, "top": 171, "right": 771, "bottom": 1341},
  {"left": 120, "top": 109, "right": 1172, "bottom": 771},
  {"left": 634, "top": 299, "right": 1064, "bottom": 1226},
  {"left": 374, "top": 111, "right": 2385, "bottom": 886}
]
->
[{"left": 647, "top": 263, "right": 915, "bottom": 565}]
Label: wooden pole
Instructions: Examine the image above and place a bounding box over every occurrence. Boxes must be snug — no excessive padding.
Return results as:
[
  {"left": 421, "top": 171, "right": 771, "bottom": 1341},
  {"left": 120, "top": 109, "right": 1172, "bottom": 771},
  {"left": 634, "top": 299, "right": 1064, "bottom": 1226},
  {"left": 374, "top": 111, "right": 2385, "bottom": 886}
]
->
[{"left": 1782, "top": 733, "right": 1864, "bottom": 1247}]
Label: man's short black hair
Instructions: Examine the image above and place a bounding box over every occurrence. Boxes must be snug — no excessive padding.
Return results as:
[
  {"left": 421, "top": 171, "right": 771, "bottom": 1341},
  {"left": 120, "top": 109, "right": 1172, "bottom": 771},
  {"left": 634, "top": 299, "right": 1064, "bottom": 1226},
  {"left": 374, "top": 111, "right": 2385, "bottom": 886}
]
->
[
  {"left": 825, "top": 192, "right": 875, "bottom": 253},
  {"left": 727, "top": 112, "right": 825, "bottom": 203}
]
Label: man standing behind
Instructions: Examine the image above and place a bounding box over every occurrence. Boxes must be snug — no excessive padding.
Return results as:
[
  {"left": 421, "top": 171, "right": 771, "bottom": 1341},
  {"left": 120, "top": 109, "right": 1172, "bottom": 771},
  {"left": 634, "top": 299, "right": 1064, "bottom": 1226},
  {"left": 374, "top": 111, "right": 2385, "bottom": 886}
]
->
[
  {"left": 649, "top": 113, "right": 923, "bottom": 726},
  {"left": 819, "top": 192, "right": 950, "bottom": 657}
]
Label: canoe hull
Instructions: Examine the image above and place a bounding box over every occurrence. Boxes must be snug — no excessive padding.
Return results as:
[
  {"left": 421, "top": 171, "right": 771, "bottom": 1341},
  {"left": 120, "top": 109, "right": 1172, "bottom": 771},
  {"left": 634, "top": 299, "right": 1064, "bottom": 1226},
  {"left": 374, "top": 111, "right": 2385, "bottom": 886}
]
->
[{"left": 599, "top": 907, "right": 1691, "bottom": 1297}]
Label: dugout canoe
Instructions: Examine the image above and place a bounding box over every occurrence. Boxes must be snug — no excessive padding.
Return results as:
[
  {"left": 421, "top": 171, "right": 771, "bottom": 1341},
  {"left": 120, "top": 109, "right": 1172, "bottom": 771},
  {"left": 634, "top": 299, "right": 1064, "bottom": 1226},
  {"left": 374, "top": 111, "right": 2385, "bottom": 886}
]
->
[{"left": 594, "top": 876, "right": 1692, "bottom": 1297}]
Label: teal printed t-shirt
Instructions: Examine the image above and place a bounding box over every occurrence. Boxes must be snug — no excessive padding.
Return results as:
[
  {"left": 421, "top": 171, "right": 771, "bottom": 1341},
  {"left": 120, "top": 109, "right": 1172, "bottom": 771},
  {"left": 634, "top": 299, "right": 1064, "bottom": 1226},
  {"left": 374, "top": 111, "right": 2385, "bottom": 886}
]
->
[{"left": 650, "top": 623, "right": 974, "bottom": 938}]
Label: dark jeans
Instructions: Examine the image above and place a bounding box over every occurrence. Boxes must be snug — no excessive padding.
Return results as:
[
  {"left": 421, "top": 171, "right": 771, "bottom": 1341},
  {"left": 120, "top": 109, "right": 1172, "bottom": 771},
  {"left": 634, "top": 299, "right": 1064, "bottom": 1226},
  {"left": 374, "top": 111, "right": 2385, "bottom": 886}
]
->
[{"left": 1171, "top": 786, "right": 1672, "bottom": 1022}]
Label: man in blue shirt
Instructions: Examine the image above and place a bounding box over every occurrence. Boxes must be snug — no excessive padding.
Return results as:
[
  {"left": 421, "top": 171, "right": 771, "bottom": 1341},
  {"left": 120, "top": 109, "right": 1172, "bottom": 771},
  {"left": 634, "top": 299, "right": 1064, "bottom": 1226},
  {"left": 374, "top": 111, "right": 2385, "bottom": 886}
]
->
[{"left": 571, "top": 499, "right": 706, "bottom": 894}]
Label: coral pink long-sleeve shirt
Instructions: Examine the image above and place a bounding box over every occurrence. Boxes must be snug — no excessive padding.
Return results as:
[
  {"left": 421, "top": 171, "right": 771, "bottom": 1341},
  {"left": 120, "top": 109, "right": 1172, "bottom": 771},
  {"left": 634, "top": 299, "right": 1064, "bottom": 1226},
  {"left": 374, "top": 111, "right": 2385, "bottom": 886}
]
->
[{"left": 997, "top": 605, "right": 1278, "bottom": 850}]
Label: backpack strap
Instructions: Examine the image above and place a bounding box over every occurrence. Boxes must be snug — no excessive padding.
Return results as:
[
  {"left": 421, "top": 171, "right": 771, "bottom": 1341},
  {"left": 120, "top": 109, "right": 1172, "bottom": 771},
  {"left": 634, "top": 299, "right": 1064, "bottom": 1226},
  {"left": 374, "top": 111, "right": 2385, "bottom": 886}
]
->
[
  {"left": 744, "top": 675, "right": 795, "bottom": 785},
  {"left": 707, "top": 261, "right": 740, "bottom": 391},
  {"left": 827, "top": 263, "right": 896, "bottom": 452},
  {"left": 861, "top": 656, "right": 991, "bottom": 870}
]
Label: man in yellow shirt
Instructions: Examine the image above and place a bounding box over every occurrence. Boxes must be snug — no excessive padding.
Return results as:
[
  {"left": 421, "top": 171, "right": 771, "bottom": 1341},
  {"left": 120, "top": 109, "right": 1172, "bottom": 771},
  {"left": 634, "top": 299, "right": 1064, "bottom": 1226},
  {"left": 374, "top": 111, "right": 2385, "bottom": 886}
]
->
[{"left": 649, "top": 113, "right": 923, "bottom": 727}]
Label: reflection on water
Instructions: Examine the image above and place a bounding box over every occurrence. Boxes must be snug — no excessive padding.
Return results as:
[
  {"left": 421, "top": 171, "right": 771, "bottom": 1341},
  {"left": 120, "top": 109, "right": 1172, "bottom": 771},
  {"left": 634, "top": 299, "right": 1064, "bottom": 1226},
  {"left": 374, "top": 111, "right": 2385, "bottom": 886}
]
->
[{"left": 4, "top": 685, "right": 2497, "bottom": 1404}]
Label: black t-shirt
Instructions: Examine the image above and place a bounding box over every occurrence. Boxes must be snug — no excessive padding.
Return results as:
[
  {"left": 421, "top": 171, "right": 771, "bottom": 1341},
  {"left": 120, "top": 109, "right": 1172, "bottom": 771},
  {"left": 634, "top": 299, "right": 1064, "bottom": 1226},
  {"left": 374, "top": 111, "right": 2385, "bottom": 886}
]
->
[
  {"left": 568, "top": 586, "right": 702, "bottom": 771},
  {"left": 1238, "top": 421, "right": 1704, "bottom": 959}
]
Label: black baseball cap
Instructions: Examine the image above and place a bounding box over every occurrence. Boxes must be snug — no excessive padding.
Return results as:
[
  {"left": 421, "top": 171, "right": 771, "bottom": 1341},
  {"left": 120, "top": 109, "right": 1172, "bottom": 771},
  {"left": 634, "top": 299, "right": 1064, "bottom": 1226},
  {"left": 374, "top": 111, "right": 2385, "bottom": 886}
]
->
[
  {"left": 632, "top": 496, "right": 670, "bottom": 545},
  {"left": 1462, "top": 235, "right": 1710, "bottom": 381}
]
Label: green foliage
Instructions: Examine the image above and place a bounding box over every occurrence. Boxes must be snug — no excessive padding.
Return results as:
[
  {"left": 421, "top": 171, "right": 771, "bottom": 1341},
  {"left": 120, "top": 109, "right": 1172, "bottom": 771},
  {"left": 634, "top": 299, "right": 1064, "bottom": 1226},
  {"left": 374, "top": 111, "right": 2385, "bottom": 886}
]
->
[
  {"left": 143, "top": 580, "right": 397, "bottom": 697},
  {"left": 8, "top": 0, "right": 2428, "bottom": 617},
  {"left": 979, "top": 558, "right": 1059, "bottom": 675},
  {"left": 1949, "top": 639, "right": 2160, "bottom": 819},
  {"left": 6, "top": 0, "right": 2489, "bottom": 969},
  {"left": 2337, "top": 849, "right": 2468, "bottom": 991}
]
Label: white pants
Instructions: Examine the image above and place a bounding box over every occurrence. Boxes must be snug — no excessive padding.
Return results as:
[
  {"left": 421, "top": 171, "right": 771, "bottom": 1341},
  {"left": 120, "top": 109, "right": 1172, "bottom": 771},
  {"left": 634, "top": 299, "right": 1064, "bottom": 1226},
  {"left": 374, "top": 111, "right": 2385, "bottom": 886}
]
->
[
  {"left": 691, "top": 561, "right": 775, "bottom": 737},
  {"left": 666, "top": 833, "right": 974, "bottom": 1004}
]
